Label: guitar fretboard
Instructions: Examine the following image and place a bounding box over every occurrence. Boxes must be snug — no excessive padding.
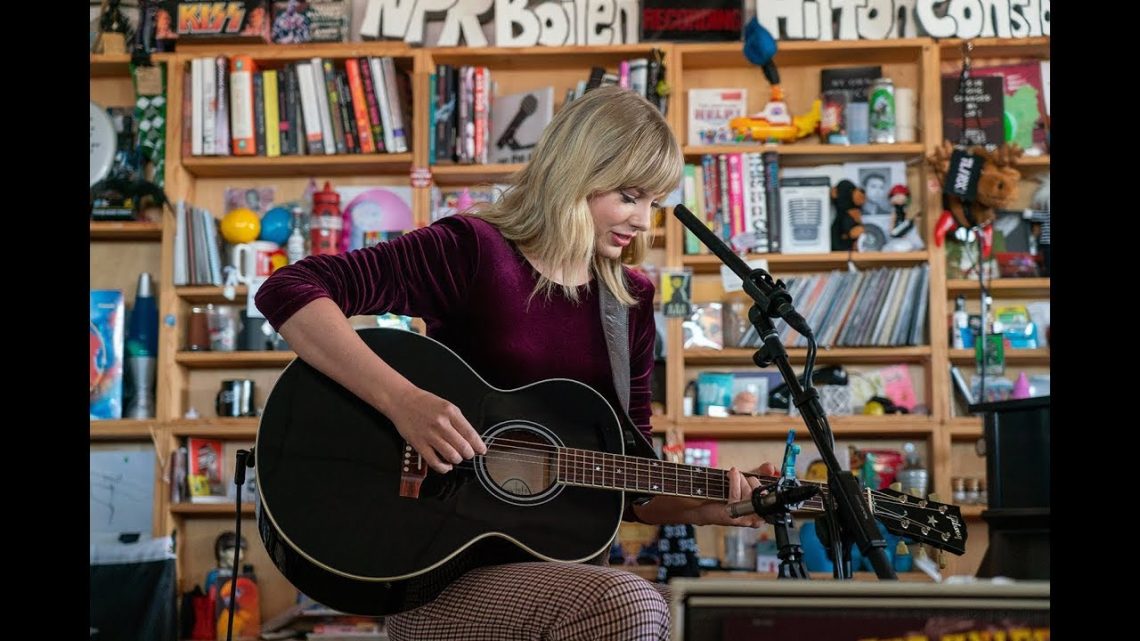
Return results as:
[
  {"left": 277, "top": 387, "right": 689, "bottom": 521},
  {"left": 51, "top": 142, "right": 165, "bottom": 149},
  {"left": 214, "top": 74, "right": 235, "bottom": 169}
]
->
[{"left": 557, "top": 447, "right": 729, "bottom": 499}]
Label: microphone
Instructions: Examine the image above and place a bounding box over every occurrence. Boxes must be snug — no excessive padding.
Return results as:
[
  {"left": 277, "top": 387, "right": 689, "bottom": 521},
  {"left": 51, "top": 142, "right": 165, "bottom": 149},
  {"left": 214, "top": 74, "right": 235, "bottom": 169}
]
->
[
  {"left": 743, "top": 17, "right": 780, "bottom": 86},
  {"left": 727, "top": 484, "right": 819, "bottom": 518},
  {"left": 496, "top": 94, "right": 538, "bottom": 151},
  {"left": 673, "top": 204, "right": 813, "bottom": 338}
]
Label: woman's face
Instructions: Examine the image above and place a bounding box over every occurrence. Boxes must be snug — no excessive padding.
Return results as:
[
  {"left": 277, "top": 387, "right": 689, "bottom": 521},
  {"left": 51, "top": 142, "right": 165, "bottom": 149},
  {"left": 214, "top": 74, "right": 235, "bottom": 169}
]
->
[{"left": 588, "top": 188, "right": 661, "bottom": 260}]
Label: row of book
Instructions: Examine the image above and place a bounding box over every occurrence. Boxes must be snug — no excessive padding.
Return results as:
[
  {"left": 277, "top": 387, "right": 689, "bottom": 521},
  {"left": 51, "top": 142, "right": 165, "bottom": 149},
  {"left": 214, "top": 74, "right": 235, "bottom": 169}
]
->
[
  {"left": 682, "top": 152, "right": 782, "bottom": 254},
  {"left": 428, "top": 53, "right": 668, "bottom": 166},
  {"left": 738, "top": 265, "right": 931, "bottom": 349},
  {"left": 182, "top": 55, "right": 412, "bottom": 158},
  {"left": 173, "top": 202, "right": 223, "bottom": 287}
]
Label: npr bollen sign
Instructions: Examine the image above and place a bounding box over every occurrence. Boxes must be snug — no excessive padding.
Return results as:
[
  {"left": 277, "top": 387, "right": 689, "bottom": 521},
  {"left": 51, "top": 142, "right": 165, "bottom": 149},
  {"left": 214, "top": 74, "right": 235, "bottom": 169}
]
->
[{"left": 358, "top": 0, "right": 641, "bottom": 47}]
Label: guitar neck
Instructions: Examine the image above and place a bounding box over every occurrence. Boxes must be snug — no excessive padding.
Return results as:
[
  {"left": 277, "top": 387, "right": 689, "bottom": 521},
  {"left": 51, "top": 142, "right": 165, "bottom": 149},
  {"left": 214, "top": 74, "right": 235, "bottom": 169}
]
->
[{"left": 556, "top": 447, "right": 830, "bottom": 513}]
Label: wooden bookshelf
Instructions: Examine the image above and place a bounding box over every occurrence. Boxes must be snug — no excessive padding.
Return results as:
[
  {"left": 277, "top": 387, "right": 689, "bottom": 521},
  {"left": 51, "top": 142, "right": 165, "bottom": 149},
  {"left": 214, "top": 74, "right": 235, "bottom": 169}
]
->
[
  {"left": 948, "top": 348, "right": 1049, "bottom": 366},
  {"left": 684, "top": 346, "right": 931, "bottom": 365},
  {"left": 175, "top": 351, "right": 296, "bottom": 368},
  {"left": 661, "top": 415, "right": 935, "bottom": 439},
  {"left": 175, "top": 285, "right": 250, "bottom": 304},
  {"left": 90, "top": 419, "right": 158, "bottom": 440},
  {"left": 945, "top": 278, "right": 1050, "bottom": 298},
  {"left": 170, "top": 502, "right": 256, "bottom": 516},
  {"left": 682, "top": 143, "right": 926, "bottom": 165},
  {"left": 431, "top": 163, "right": 524, "bottom": 185},
  {"left": 170, "top": 418, "right": 260, "bottom": 438},
  {"left": 948, "top": 417, "right": 983, "bottom": 439},
  {"left": 181, "top": 153, "right": 414, "bottom": 177},
  {"left": 90, "top": 220, "right": 163, "bottom": 241},
  {"left": 681, "top": 251, "right": 931, "bottom": 273}
]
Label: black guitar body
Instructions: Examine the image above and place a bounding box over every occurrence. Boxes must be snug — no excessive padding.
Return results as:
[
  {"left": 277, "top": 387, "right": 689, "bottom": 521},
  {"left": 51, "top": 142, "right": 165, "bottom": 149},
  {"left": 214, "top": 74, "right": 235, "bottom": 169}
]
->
[{"left": 255, "top": 328, "right": 628, "bottom": 616}]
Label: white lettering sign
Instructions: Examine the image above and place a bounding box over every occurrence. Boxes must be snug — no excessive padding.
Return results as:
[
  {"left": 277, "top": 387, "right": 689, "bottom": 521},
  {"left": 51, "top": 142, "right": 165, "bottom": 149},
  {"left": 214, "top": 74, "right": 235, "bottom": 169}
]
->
[
  {"left": 360, "top": 0, "right": 639, "bottom": 46},
  {"left": 756, "top": 0, "right": 1050, "bottom": 40}
]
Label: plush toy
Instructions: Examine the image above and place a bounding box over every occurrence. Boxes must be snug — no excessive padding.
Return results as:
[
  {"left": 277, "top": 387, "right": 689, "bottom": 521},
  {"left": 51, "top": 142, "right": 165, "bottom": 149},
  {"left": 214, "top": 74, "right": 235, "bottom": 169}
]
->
[
  {"left": 882, "top": 184, "right": 925, "bottom": 252},
  {"left": 927, "top": 140, "right": 1023, "bottom": 258},
  {"left": 831, "top": 179, "right": 865, "bottom": 251}
]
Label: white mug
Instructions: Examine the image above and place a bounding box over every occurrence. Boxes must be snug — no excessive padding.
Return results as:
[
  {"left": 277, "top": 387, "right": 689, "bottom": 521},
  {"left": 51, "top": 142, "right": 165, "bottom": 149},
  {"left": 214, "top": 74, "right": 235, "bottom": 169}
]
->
[{"left": 230, "top": 240, "right": 282, "bottom": 285}]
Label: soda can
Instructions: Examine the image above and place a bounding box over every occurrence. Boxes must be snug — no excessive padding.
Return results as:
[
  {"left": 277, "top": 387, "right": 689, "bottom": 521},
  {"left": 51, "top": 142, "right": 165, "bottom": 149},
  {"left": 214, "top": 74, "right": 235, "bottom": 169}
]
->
[
  {"left": 820, "top": 89, "right": 850, "bottom": 144},
  {"left": 868, "top": 78, "right": 897, "bottom": 143}
]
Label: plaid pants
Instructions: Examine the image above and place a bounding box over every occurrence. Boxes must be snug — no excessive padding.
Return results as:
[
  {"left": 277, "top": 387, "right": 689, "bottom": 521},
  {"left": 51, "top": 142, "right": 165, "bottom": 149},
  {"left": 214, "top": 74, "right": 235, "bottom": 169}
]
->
[{"left": 387, "top": 562, "right": 671, "bottom": 640}]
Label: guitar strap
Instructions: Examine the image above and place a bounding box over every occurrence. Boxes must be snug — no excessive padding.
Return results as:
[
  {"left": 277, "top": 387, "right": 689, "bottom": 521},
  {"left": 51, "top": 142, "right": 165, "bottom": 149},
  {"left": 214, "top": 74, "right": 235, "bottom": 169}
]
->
[{"left": 598, "top": 282, "right": 660, "bottom": 464}]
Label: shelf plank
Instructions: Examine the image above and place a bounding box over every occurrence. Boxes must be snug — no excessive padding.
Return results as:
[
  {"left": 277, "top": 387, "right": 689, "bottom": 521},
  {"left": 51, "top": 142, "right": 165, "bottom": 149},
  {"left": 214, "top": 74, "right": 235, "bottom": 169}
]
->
[
  {"left": 175, "top": 286, "right": 249, "bottom": 304},
  {"left": 958, "top": 505, "right": 987, "bottom": 519},
  {"left": 1017, "top": 155, "right": 1050, "bottom": 167},
  {"left": 684, "top": 346, "right": 931, "bottom": 365},
  {"left": 679, "top": 39, "right": 929, "bottom": 68},
  {"left": 90, "top": 221, "right": 163, "bottom": 241},
  {"left": 171, "top": 503, "right": 255, "bottom": 516},
  {"left": 948, "top": 348, "right": 1049, "bottom": 366},
  {"left": 939, "top": 37, "right": 1050, "bottom": 60},
  {"left": 682, "top": 251, "right": 930, "bottom": 273},
  {"left": 90, "top": 52, "right": 174, "bottom": 78},
  {"left": 90, "top": 420, "right": 158, "bottom": 440},
  {"left": 170, "top": 418, "right": 259, "bottom": 438},
  {"left": 948, "top": 417, "right": 983, "bottom": 440},
  {"left": 176, "top": 351, "right": 296, "bottom": 369},
  {"left": 945, "top": 278, "right": 1050, "bottom": 298},
  {"left": 683, "top": 143, "right": 926, "bottom": 164},
  {"left": 181, "top": 153, "right": 413, "bottom": 177},
  {"left": 429, "top": 43, "right": 673, "bottom": 69},
  {"left": 659, "top": 415, "right": 934, "bottom": 439},
  {"left": 431, "top": 163, "right": 524, "bottom": 185}
]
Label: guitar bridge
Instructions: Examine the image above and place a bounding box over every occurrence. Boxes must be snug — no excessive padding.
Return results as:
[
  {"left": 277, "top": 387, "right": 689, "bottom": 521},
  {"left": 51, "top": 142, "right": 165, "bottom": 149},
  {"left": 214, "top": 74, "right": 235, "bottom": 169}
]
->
[{"left": 399, "top": 442, "right": 427, "bottom": 498}]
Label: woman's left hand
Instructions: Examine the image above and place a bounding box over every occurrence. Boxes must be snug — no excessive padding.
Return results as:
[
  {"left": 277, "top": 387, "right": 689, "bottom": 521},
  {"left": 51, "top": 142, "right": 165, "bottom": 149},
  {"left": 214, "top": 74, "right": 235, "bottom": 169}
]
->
[{"left": 691, "top": 462, "right": 779, "bottom": 528}]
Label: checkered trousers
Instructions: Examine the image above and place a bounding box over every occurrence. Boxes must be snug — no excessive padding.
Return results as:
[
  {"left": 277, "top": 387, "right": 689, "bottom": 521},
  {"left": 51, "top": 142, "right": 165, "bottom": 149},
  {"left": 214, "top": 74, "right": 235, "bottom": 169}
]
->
[{"left": 386, "top": 562, "right": 671, "bottom": 640}]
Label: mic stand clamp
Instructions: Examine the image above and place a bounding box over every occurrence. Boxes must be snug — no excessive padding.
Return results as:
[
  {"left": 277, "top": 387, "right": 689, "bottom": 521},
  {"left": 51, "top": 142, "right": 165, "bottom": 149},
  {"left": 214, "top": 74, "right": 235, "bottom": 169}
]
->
[{"left": 748, "top": 482, "right": 817, "bottom": 580}]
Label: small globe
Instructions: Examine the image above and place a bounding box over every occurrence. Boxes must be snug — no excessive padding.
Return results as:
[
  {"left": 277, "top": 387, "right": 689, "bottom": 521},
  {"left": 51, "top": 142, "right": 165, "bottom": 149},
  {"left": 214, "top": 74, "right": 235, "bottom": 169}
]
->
[
  {"left": 259, "top": 207, "right": 293, "bottom": 245},
  {"left": 221, "top": 208, "right": 261, "bottom": 244}
]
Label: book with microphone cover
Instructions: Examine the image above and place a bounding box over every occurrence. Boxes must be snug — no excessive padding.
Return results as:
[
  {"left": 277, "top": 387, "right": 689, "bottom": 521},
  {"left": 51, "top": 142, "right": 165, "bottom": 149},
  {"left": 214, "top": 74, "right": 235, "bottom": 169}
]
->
[{"left": 490, "top": 87, "right": 554, "bottom": 164}]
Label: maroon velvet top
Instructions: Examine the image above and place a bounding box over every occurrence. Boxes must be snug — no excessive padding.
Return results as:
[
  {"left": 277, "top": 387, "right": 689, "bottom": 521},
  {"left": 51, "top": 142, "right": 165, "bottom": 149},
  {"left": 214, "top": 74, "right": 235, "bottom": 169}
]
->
[{"left": 254, "top": 214, "right": 657, "bottom": 440}]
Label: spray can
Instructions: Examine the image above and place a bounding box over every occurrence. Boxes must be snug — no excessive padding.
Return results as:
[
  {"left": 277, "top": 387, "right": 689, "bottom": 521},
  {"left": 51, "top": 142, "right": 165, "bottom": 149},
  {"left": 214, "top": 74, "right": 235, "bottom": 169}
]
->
[{"left": 868, "top": 78, "right": 897, "bottom": 144}]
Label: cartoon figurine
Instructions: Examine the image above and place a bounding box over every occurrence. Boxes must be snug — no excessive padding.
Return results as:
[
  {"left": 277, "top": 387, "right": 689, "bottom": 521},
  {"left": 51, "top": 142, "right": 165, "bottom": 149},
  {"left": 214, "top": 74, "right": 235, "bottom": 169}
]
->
[
  {"left": 729, "top": 18, "right": 822, "bottom": 144},
  {"left": 882, "top": 184, "right": 925, "bottom": 252},
  {"left": 830, "top": 179, "right": 866, "bottom": 251}
]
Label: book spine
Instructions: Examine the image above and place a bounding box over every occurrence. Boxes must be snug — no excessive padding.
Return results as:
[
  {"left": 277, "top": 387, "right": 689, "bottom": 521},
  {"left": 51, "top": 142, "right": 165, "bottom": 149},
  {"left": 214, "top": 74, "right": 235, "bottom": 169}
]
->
[
  {"left": 252, "top": 71, "right": 266, "bottom": 156},
  {"left": 228, "top": 55, "right": 257, "bottom": 156}
]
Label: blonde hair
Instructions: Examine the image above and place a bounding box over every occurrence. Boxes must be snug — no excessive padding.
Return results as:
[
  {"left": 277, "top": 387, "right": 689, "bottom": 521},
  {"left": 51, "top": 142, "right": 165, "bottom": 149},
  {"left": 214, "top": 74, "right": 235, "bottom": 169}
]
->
[{"left": 472, "top": 86, "right": 683, "bottom": 306}]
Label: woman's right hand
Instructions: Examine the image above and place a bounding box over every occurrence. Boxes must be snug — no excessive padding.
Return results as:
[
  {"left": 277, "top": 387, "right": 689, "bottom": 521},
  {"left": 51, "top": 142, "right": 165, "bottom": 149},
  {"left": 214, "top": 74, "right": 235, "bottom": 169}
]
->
[{"left": 386, "top": 386, "right": 487, "bottom": 474}]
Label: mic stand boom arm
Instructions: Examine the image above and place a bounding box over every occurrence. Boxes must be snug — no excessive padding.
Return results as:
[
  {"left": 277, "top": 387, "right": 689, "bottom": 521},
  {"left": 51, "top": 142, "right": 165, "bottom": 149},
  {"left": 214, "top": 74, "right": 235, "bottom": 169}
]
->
[{"left": 672, "top": 204, "right": 896, "bottom": 580}]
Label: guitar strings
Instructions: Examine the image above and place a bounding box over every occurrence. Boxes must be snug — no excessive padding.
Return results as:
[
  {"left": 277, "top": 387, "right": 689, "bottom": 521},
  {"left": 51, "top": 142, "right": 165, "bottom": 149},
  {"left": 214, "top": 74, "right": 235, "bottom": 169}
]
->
[
  {"left": 447, "top": 438, "right": 944, "bottom": 513},
  {"left": 454, "top": 437, "right": 939, "bottom": 512}
]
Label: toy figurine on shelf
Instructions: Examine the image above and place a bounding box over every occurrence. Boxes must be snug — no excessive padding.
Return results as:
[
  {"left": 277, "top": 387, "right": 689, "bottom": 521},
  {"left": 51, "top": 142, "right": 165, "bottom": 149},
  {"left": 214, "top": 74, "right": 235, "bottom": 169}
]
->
[
  {"left": 883, "top": 184, "right": 925, "bottom": 252},
  {"left": 730, "top": 18, "right": 821, "bottom": 144},
  {"left": 927, "top": 141, "right": 1023, "bottom": 278}
]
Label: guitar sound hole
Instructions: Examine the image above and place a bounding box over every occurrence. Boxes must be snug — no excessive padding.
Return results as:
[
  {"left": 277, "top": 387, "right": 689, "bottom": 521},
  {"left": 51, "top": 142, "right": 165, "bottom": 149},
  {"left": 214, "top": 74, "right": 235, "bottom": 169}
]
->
[{"left": 483, "top": 428, "right": 556, "bottom": 498}]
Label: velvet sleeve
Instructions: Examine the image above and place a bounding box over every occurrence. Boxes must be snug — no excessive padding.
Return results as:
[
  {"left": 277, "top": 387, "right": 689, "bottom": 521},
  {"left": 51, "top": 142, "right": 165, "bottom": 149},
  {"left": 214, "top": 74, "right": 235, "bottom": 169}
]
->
[
  {"left": 254, "top": 215, "right": 482, "bottom": 330},
  {"left": 626, "top": 269, "right": 658, "bottom": 442}
]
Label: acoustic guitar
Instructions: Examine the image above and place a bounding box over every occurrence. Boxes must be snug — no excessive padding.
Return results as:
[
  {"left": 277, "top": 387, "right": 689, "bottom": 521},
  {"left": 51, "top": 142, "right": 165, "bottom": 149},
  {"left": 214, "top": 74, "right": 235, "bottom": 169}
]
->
[{"left": 255, "top": 328, "right": 966, "bottom": 615}]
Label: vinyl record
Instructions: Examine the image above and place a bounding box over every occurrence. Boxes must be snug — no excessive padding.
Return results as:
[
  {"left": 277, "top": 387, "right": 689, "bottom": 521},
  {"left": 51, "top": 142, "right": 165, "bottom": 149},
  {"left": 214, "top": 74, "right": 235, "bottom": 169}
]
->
[
  {"left": 90, "top": 101, "right": 116, "bottom": 187},
  {"left": 857, "top": 224, "right": 888, "bottom": 252}
]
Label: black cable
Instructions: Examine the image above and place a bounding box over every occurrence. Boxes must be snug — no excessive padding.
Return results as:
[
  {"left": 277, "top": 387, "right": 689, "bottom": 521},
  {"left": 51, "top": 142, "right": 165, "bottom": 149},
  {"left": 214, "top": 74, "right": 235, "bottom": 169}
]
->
[{"left": 225, "top": 449, "right": 254, "bottom": 641}]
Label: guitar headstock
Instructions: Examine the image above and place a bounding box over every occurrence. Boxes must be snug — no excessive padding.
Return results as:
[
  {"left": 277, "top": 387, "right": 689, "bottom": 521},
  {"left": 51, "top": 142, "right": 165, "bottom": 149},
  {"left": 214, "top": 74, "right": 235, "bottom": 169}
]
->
[{"left": 872, "top": 487, "right": 968, "bottom": 555}]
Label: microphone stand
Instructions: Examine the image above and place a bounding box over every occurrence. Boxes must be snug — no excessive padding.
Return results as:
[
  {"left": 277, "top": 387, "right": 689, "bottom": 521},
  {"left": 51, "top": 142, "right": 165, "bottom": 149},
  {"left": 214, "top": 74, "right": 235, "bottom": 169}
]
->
[{"left": 673, "top": 204, "right": 896, "bottom": 580}]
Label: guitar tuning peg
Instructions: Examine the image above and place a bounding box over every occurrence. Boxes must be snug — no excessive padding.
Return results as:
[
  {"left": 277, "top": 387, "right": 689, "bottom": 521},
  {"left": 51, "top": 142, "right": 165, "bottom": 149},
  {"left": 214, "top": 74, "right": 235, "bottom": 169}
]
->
[
  {"left": 889, "top": 482, "right": 902, "bottom": 492},
  {"left": 937, "top": 549, "right": 947, "bottom": 569},
  {"left": 928, "top": 493, "right": 941, "bottom": 503},
  {"left": 908, "top": 488, "right": 922, "bottom": 498}
]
